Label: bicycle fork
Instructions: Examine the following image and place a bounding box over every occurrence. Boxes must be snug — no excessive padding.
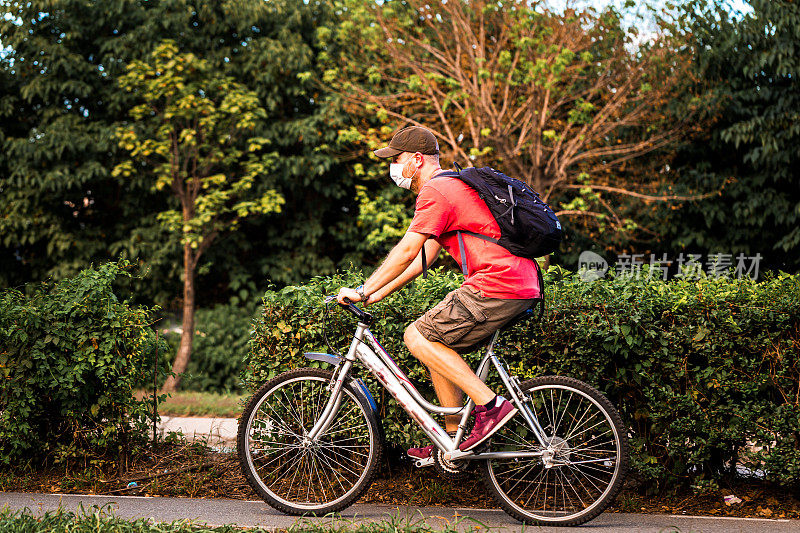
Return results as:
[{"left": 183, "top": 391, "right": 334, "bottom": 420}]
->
[{"left": 306, "top": 360, "right": 355, "bottom": 442}]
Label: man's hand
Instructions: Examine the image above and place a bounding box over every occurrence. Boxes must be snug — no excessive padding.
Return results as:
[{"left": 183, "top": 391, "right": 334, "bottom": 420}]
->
[
  {"left": 336, "top": 287, "right": 361, "bottom": 305},
  {"left": 364, "top": 292, "right": 382, "bottom": 306},
  {"left": 337, "top": 287, "right": 383, "bottom": 306}
]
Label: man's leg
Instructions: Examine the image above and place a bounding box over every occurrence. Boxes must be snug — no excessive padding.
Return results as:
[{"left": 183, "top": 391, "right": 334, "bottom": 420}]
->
[
  {"left": 430, "top": 369, "right": 463, "bottom": 432},
  {"left": 404, "top": 324, "right": 495, "bottom": 406}
]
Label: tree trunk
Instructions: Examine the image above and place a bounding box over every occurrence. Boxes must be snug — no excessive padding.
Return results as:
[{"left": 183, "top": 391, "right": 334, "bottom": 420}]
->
[
  {"left": 162, "top": 243, "right": 195, "bottom": 393},
  {"left": 531, "top": 165, "right": 545, "bottom": 192}
]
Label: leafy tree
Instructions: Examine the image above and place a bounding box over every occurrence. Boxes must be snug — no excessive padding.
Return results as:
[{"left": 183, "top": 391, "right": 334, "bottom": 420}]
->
[
  {"left": 664, "top": 0, "right": 800, "bottom": 273},
  {"left": 0, "top": 0, "right": 360, "bottom": 304},
  {"left": 114, "top": 41, "right": 284, "bottom": 392},
  {"left": 320, "top": 0, "right": 714, "bottom": 256},
  {"left": 0, "top": 0, "right": 181, "bottom": 300}
]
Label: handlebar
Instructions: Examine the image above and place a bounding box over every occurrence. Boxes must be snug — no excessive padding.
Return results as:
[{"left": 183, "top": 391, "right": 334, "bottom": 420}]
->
[
  {"left": 324, "top": 295, "right": 375, "bottom": 325},
  {"left": 340, "top": 297, "right": 375, "bottom": 325},
  {"left": 324, "top": 295, "right": 374, "bottom": 325},
  {"left": 320, "top": 295, "right": 374, "bottom": 357}
]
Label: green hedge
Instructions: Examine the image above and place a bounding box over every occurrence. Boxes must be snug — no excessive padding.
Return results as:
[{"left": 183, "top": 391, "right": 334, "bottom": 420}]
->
[
  {"left": 0, "top": 262, "right": 159, "bottom": 466},
  {"left": 162, "top": 304, "right": 255, "bottom": 394},
  {"left": 245, "top": 267, "right": 800, "bottom": 491}
]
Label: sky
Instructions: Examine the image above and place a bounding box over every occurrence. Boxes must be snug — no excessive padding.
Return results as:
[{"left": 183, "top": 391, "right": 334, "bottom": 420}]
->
[
  {"left": 548, "top": 0, "right": 753, "bottom": 17},
  {"left": 543, "top": 0, "right": 754, "bottom": 44}
]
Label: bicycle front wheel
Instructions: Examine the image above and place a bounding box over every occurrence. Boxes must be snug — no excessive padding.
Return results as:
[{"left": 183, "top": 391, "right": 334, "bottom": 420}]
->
[
  {"left": 237, "top": 368, "right": 382, "bottom": 515},
  {"left": 481, "top": 375, "right": 628, "bottom": 526}
]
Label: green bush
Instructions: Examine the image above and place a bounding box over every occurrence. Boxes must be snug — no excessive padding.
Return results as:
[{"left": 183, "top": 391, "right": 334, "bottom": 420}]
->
[
  {"left": 180, "top": 304, "right": 256, "bottom": 394},
  {"left": 245, "top": 267, "right": 800, "bottom": 491},
  {"left": 0, "top": 262, "right": 158, "bottom": 466},
  {"left": 158, "top": 304, "right": 254, "bottom": 394}
]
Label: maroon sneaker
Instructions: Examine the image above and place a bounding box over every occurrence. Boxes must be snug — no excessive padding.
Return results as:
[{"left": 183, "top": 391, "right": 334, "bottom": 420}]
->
[
  {"left": 459, "top": 398, "right": 518, "bottom": 451},
  {"left": 407, "top": 444, "right": 434, "bottom": 460}
]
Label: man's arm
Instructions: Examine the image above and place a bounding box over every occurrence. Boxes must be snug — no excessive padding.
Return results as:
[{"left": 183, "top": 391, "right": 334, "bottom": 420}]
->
[
  {"left": 336, "top": 231, "right": 429, "bottom": 305},
  {"left": 367, "top": 239, "right": 441, "bottom": 303}
]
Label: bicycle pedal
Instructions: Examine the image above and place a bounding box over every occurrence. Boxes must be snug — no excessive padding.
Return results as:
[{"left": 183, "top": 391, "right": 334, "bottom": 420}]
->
[{"left": 413, "top": 456, "right": 434, "bottom": 468}]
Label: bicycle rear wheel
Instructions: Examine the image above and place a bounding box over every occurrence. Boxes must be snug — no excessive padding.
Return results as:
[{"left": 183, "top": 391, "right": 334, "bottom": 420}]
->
[
  {"left": 238, "top": 368, "right": 382, "bottom": 515},
  {"left": 481, "top": 375, "right": 628, "bottom": 526}
]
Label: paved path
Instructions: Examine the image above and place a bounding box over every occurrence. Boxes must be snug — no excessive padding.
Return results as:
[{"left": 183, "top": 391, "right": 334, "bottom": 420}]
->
[
  {"left": 1, "top": 492, "right": 797, "bottom": 532},
  {"left": 158, "top": 416, "right": 237, "bottom": 447}
]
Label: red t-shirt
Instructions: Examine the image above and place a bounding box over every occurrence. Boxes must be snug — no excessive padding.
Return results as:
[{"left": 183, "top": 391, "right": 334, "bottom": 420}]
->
[{"left": 407, "top": 174, "right": 541, "bottom": 299}]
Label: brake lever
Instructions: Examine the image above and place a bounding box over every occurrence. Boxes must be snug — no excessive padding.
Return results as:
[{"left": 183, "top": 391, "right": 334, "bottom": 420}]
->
[{"left": 323, "top": 294, "right": 357, "bottom": 308}]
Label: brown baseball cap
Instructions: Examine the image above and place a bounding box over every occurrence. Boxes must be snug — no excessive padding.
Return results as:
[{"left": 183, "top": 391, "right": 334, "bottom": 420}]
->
[{"left": 374, "top": 126, "right": 439, "bottom": 158}]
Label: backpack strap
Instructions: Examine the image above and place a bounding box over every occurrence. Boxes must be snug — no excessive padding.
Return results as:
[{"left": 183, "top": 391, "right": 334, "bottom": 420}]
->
[
  {"left": 420, "top": 167, "right": 461, "bottom": 278},
  {"left": 420, "top": 166, "right": 522, "bottom": 280},
  {"left": 420, "top": 230, "right": 498, "bottom": 279},
  {"left": 456, "top": 231, "right": 468, "bottom": 276},
  {"left": 533, "top": 257, "right": 546, "bottom": 321},
  {"left": 421, "top": 243, "right": 427, "bottom": 279}
]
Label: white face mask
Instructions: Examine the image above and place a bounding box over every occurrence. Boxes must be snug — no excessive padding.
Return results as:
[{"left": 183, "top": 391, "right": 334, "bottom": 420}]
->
[
  {"left": 389, "top": 159, "right": 418, "bottom": 189},
  {"left": 389, "top": 163, "right": 411, "bottom": 189}
]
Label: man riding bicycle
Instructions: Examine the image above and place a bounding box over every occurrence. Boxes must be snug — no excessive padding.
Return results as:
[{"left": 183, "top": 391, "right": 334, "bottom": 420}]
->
[{"left": 337, "top": 126, "right": 541, "bottom": 459}]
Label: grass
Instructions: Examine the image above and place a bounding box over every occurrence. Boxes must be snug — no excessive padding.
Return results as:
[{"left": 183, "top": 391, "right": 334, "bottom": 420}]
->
[
  {"left": 0, "top": 506, "right": 256, "bottom": 533},
  {"left": 135, "top": 391, "right": 247, "bottom": 418},
  {"left": 0, "top": 507, "right": 489, "bottom": 532}
]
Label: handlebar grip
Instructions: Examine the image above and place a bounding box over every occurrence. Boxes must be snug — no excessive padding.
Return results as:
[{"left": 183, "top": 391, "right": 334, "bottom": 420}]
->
[{"left": 339, "top": 297, "right": 374, "bottom": 324}]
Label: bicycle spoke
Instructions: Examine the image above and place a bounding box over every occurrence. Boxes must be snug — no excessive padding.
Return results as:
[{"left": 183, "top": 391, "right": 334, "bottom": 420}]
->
[
  {"left": 242, "top": 373, "right": 376, "bottom": 509},
  {"left": 564, "top": 464, "right": 608, "bottom": 492},
  {"left": 317, "top": 444, "right": 369, "bottom": 458},
  {"left": 564, "top": 418, "right": 610, "bottom": 444},
  {"left": 252, "top": 408, "right": 301, "bottom": 439},
  {"left": 314, "top": 449, "right": 347, "bottom": 496},
  {"left": 322, "top": 423, "right": 368, "bottom": 438},
  {"left": 311, "top": 452, "right": 329, "bottom": 502},
  {"left": 322, "top": 446, "right": 367, "bottom": 476},
  {"left": 563, "top": 456, "right": 617, "bottom": 466},
  {"left": 557, "top": 467, "right": 586, "bottom": 509},
  {"left": 486, "top": 380, "right": 625, "bottom": 524}
]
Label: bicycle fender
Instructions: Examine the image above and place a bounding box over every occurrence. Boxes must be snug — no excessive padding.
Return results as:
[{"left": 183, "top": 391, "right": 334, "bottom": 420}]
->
[
  {"left": 350, "top": 378, "right": 384, "bottom": 445},
  {"left": 303, "top": 352, "right": 341, "bottom": 365},
  {"left": 351, "top": 378, "right": 378, "bottom": 413},
  {"left": 303, "top": 352, "right": 379, "bottom": 414}
]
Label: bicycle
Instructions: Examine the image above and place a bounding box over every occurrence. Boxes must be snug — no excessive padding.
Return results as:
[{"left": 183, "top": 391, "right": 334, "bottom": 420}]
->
[{"left": 238, "top": 297, "right": 629, "bottom": 526}]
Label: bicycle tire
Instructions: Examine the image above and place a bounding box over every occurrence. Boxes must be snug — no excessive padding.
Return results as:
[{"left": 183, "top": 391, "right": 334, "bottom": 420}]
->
[
  {"left": 480, "top": 375, "right": 629, "bottom": 526},
  {"left": 238, "top": 368, "right": 383, "bottom": 515}
]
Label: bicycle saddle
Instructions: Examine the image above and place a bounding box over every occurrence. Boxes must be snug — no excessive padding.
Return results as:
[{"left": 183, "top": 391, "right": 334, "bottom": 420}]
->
[{"left": 501, "top": 298, "right": 544, "bottom": 331}]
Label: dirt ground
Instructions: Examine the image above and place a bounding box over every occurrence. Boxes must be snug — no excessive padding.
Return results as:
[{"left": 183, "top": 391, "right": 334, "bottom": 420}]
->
[{"left": 2, "top": 443, "right": 798, "bottom": 520}]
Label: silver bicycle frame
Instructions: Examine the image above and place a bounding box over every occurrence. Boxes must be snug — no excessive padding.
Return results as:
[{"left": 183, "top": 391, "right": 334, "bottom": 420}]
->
[{"left": 308, "top": 321, "right": 551, "bottom": 458}]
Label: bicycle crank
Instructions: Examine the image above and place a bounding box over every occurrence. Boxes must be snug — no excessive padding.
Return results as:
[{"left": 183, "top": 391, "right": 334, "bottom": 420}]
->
[
  {"left": 433, "top": 448, "right": 471, "bottom": 480},
  {"left": 413, "top": 456, "right": 434, "bottom": 468}
]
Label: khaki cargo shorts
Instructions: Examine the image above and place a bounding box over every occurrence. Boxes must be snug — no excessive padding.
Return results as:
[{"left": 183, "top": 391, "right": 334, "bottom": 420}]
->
[{"left": 413, "top": 285, "right": 536, "bottom": 354}]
